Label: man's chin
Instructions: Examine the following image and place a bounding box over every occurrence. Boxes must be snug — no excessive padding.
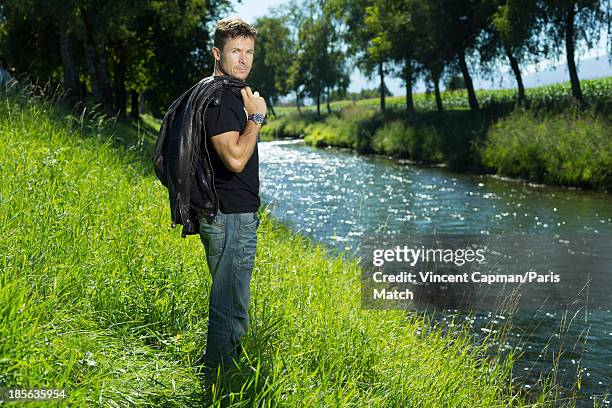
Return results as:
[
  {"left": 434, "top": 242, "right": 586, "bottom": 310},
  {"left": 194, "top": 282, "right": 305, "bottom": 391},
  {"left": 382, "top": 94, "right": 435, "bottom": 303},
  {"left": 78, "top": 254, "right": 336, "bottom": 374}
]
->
[{"left": 232, "top": 71, "right": 249, "bottom": 80}]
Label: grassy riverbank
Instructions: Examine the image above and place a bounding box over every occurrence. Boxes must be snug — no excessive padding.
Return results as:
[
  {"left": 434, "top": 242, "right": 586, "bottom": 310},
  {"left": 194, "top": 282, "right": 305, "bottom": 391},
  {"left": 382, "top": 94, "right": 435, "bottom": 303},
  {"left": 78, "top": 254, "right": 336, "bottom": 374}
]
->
[
  {"left": 1, "top": 84, "right": 560, "bottom": 406},
  {"left": 263, "top": 77, "right": 612, "bottom": 192}
]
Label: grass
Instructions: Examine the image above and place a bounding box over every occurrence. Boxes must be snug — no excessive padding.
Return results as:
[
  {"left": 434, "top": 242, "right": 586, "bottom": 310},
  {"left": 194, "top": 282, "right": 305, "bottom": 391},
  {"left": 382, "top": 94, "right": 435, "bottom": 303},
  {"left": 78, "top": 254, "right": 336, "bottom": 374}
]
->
[
  {"left": 0, "top": 81, "right": 562, "bottom": 406},
  {"left": 482, "top": 108, "right": 611, "bottom": 191}
]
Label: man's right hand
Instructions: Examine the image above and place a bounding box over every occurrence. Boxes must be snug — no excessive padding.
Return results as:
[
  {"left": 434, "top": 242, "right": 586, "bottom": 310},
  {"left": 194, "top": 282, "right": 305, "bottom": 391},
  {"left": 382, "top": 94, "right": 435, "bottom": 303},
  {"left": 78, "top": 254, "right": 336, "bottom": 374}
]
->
[{"left": 240, "top": 86, "right": 267, "bottom": 117}]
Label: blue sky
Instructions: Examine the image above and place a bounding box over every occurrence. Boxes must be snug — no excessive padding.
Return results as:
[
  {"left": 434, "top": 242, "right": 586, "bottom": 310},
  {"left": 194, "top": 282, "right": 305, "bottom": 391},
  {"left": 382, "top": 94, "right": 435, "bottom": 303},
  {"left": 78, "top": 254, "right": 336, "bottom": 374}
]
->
[
  {"left": 226, "top": 0, "right": 611, "bottom": 96},
  {"left": 229, "top": 0, "right": 286, "bottom": 23}
]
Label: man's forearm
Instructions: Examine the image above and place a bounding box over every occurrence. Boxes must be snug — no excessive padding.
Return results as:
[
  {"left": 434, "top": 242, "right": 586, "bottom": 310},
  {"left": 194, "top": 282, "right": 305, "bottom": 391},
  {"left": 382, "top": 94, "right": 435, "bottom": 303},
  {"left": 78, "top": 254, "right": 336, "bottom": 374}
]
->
[{"left": 230, "top": 120, "right": 261, "bottom": 169}]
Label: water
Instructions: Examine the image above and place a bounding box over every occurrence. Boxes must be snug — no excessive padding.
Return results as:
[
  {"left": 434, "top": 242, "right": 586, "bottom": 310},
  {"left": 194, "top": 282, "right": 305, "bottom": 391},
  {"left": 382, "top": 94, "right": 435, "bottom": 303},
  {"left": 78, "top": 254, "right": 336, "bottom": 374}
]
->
[{"left": 259, "top": 140, "right": 612, "bottom": 404}]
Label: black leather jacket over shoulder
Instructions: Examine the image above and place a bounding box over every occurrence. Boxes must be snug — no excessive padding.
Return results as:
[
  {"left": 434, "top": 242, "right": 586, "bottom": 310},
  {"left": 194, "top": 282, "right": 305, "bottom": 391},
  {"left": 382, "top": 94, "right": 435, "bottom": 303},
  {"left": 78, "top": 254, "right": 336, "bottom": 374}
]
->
[{"left": 152, "top": 75, "right": 248, "bottom": 238}]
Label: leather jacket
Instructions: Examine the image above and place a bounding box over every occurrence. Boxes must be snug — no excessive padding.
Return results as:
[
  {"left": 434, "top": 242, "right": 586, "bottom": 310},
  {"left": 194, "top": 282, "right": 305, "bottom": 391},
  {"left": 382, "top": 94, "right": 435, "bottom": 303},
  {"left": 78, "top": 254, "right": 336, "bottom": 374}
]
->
[{"left": 152, "top": 75, "right": 248, "bottom": 238}]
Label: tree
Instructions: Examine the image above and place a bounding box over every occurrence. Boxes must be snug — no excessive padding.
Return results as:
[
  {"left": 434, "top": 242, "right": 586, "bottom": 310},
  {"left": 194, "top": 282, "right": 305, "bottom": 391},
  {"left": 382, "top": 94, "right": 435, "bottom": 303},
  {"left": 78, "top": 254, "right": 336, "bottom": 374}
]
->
[
  {"left": 250, "top": 15, "right": 293, "bottom": 117},
  {"left": 0, "top": 0, "right": 232, "bottom": 117},
  {"left": 540, "top": 0, "right": 605, "bottom": 105},
  {"left": 418, "top": 0, "right": 496, "bottom": 112},
  {"left": 363, "top": 1, "right": 395, "bottom": 111},
  {"left": 0, "top": 1, "right": 66, "bottom": 94},
  {"left": 412, "top": 0, "right": 452, "bottom": 111},
  {"left": 292, "top": 0, "right": 349, "bottom": 116},
  {"left": 300, "top": 16, "right": 327, "bottom": 115},
  {"left": 283, "top": 0, "right": 310, "bottom": 113},
  {"left": 445, "top": 75, "right": 466, "bottom": 90},
  {"left": 138, "top": 0, "right": 232, "bottom": 116},
  {"left": 391, "top": 0, "right": 422, "bottom": 112},
  {"left": 482, "top": 0, "right": 544, "bottom": 106},
  {"left": 328, "top": 0, "right": 394, "bottom": 111}
]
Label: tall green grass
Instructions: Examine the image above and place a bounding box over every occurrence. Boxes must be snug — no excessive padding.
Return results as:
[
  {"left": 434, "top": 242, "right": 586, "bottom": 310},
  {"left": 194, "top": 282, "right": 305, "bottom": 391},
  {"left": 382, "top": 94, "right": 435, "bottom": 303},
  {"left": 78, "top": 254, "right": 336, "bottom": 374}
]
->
[
  {"left": 481, "top": 108, "right": 611, "bottom": 191},
  {"left": 1, "top": 83, "right": 557, "bottom": 406}
]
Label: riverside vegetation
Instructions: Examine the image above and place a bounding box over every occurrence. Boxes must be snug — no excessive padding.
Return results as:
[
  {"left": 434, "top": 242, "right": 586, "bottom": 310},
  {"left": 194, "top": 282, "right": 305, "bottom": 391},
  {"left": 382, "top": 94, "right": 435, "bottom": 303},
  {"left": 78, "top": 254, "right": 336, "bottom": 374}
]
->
[
  {"left": 1, "top": 82, "right": 576, "bottom": 406},
  {"left": 261, "top": 77, "right": 612, "bottom": 192}
]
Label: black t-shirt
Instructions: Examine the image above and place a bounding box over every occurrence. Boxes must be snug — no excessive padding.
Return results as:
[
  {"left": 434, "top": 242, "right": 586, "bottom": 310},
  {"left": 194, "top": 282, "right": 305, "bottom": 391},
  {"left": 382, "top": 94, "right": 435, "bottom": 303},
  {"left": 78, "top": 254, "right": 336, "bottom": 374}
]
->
[{"left": 201, "top": 88, "right": 260, "bottom": 213}]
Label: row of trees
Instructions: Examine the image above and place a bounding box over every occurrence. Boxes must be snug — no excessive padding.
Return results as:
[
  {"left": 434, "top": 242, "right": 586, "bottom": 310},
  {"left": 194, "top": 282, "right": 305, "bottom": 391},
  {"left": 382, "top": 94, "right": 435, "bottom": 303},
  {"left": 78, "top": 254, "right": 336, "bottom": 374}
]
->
[
  {"left": 252, "top": 0, "right": 610, "bottom": 113},
  {"left": 0, "top": 0, "right": 232, "bottom": 117},
  {"left": 1, "top": 0, "right": 609, "bottom": 117}
]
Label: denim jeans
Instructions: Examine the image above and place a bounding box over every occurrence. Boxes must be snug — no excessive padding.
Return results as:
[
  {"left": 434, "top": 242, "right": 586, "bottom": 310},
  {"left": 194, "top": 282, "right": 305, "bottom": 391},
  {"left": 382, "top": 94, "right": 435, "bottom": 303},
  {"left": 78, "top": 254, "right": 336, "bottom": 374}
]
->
[{"left": 197, "top": 208, "right": 259, "bottom": 370}]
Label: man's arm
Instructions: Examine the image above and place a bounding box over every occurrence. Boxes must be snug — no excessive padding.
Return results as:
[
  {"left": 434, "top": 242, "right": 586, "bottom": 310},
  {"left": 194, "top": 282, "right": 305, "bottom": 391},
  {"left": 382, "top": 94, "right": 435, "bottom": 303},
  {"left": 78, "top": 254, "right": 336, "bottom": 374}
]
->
[
  {"left": 209, "top": 122, "right": 261, "bottom": 173},
  {"left": 209, "top": 86, "right": 267, "bottom": 173}
]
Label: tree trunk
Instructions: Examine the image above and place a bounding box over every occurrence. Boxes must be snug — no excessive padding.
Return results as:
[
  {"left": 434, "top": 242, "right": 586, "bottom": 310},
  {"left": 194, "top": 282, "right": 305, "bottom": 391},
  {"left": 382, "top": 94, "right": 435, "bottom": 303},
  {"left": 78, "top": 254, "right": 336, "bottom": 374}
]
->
[
  {"left": 316, "top": 91, "right": 321, "bottom": 116},
  {"left": 59, "top": 22, "right": 80, "bottom": 105},
  {"left": 326, "top": 87, "right": 332, "bottom": 114},
  {"left": 80, "top": 80, "right": 87, "bottom": 101},
  {"left": 96, "top": 45, "right": 114, "bottom": 114},
  {"left": 295, "top": 90, "right": 302, "bottom": 115},
  {"left": 81, "top": 7, "right": 113, "bottom": 113},
  {"left": 82, "top": 29, "right": 102, "bottom": 103},
  {"left": 379, "top": 60, "right": 386, "bottom": 111},
  {"left": 505, "top": 45, "right": 525, "bottom": 106},
  {"left": 433, "top": 76, "right": 444, "bottom": 112},
  {"left": 114, "top": 51, "right": 127, "bottom": 118},
  {"left": 457, "top": 50, "right": 479, "bottom": 111},
  {"left": 565, "top": 2, "right": 583, "bottom": 103},
  {"left": 130, "top": 90, "right": 139, "bottom": 120},
  {"left": 404, "top": 58, "right": 414, "bottom": 112},
  {"left": 268, "top": 102, "right": 277, "bottom": 117}
]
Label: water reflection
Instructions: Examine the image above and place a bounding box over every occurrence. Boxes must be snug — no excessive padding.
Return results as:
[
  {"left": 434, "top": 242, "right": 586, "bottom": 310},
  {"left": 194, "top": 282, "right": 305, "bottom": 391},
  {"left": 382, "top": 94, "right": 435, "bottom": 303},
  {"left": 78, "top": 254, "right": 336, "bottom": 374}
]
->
[{"left": 260, "top": 141, "right": 611, "bottom": 253}]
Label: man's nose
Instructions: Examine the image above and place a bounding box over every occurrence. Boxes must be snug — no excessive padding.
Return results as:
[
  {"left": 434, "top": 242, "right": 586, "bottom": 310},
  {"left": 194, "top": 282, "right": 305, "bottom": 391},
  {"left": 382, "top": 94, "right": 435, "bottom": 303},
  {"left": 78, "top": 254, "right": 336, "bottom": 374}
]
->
[{"left": 239, "top": 52, "right": 247, "bottom": 64}]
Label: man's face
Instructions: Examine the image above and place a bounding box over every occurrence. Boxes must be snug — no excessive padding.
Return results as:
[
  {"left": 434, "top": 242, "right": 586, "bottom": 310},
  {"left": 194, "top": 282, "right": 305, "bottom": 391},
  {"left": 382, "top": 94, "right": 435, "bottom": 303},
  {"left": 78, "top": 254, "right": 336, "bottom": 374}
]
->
[{"left": 213, "top": 36, "right": 254, "bottom": 80}]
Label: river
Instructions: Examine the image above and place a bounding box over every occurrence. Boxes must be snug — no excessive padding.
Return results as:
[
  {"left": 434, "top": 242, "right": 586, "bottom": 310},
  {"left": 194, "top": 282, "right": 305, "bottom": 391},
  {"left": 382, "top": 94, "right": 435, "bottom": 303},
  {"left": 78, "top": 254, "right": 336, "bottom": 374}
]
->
[{"left": 258, "top": 140, "right": 612, "bottom": 405}]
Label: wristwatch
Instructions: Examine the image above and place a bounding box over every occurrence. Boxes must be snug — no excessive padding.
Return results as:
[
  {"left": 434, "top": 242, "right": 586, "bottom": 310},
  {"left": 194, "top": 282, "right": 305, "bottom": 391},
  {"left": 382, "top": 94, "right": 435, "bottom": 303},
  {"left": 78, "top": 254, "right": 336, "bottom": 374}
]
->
[{"left": 248, "top": 112, "right": 265, "bottom": 125}]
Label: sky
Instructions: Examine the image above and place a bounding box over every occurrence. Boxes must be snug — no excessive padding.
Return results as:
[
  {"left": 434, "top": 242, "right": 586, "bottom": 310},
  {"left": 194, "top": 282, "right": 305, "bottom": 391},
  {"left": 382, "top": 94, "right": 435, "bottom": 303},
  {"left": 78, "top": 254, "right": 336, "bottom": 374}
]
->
[{"left": 226, "top": 0, "right": 611, "bottom": 96}]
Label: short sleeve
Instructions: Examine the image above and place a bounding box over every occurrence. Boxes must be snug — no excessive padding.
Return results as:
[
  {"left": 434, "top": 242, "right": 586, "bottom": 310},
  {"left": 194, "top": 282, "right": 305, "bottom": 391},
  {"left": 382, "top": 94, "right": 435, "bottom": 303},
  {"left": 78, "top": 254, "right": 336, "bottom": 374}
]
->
[{"left": 204, "top": 91, "right": 243, "bottom": 138}]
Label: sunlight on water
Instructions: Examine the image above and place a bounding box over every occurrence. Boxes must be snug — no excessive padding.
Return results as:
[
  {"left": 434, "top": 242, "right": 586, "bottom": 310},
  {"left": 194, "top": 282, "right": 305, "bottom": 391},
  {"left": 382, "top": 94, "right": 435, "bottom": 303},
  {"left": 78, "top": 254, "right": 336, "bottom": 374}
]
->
[{"left": 260, "top": 140, "right": 611, "bottom": 252}]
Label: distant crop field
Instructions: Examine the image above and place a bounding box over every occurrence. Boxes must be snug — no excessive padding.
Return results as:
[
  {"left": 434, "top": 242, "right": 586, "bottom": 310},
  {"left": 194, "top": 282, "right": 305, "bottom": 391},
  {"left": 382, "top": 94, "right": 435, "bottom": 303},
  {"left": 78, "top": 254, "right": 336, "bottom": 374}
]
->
[{"left": 276, "top": 76, "right": 612, "bottom": 115}]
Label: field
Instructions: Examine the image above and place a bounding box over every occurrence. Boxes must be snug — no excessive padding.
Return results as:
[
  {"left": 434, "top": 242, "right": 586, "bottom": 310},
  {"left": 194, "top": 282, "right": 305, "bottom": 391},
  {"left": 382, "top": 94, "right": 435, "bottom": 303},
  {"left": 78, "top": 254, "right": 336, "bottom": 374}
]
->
[{"left": 274, "top": 77, "right": 612, "bottom": 115}]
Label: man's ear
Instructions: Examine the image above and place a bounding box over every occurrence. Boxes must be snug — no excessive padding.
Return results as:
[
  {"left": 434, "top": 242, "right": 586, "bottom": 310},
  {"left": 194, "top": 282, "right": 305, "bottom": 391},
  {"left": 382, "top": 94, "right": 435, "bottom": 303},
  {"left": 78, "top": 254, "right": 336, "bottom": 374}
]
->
[{"left": 212, "top": 46, "right": 221, "bottom": 62}]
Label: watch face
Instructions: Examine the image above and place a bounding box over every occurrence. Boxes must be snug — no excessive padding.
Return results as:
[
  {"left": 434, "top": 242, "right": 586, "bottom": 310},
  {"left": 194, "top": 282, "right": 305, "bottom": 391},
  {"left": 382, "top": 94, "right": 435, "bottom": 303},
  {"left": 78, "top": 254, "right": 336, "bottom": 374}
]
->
[{"left": 253, "top": 113, "right": 265, "bottom": 124}]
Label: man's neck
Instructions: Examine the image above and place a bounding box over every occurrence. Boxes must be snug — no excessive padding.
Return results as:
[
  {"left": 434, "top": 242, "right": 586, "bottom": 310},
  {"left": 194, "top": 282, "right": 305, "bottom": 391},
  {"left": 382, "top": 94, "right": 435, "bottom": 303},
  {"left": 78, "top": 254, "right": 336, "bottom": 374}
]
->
[{"left": 214, "top": 65, "right": 230, "bottom": 78}]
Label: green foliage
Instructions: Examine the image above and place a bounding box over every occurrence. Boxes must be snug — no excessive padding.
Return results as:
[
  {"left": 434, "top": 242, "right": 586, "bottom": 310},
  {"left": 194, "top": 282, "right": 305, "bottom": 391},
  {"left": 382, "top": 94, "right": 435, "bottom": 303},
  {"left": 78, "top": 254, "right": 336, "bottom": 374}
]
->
[
  {"left": 482, "top": 109, "right": 611, "bottom": 190},
  {"left": 249, "top": 15, "right": 293, "bottom": 110},
  {"left": 259, "top": 111, "right": 321, "bottom": 140},
  {"left": 286, "top": 1, "right": 349, "bottom": 114},
  {"left": 0, "top": 0, "right": 231, "bottom": 116},
  {"left": 445, "top": 75, "right": 466, "bottom": 91},
  {"left": 305, "top": 106, "right": 380, "bottom": 152},
  {"left": 371, "top": 119, "right": 447, "bottom": 163},
  {"left": 371, "top": 121, "right": 413, "bottom": 157},
  {"left": 340, "top": 84, "right": 394, "bottom": 100},
  {"left": 482, "top": 0, "right": 543, "bottom": 77}
]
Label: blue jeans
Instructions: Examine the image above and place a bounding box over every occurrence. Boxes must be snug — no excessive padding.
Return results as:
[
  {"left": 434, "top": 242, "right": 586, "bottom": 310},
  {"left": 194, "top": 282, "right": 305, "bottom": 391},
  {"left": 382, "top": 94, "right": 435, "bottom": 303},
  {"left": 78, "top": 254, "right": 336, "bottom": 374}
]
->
[{"left": 197, "top": 208, "right": 259, "bottom": 370}]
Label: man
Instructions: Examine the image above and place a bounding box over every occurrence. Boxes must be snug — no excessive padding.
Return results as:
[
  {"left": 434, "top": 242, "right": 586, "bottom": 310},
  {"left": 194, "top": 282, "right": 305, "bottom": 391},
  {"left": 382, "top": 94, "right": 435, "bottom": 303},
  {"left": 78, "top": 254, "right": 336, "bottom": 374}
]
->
[{"left": 196, "top": 18, "right": 267, "bottom": 373}]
